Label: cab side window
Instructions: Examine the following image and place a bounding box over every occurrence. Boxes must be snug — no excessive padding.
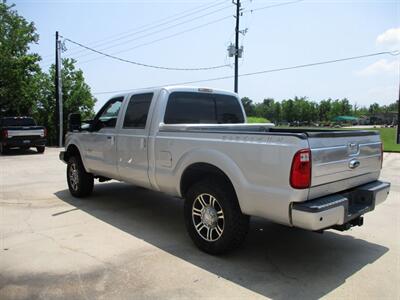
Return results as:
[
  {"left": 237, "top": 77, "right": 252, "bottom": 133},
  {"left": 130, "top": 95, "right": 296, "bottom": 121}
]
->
[
  {"left": 164, "top": 92, "right": 244, "bottom": 124},
  {"left": 93, "top": 97, "right": 123, "bottom": 131},
  {"left": 123, "top": 93, "right": 153, "bottom": 129}
]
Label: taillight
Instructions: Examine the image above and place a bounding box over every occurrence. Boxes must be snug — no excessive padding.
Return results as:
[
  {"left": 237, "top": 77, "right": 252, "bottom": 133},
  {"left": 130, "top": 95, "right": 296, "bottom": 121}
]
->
[
  {"left": 2, "top": 129, "right": 8, "bottom": 138},
  {"left": 40, "top": 128, "right": 47, "bottom": 138},
  {"left": 380, "top": 142, "right": 384, "bottom": 169},
  {"left": 290, "top": 148, "right": 311, "bottom": 189}
]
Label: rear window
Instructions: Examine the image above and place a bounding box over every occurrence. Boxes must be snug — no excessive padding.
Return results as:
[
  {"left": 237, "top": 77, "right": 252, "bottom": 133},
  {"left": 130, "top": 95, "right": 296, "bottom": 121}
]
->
[
  {"left": 164, "top": 92, "right": 244, "bottom": 124},
  {"left": 2, "top": 118, "right": 36, "bottom": 126}
]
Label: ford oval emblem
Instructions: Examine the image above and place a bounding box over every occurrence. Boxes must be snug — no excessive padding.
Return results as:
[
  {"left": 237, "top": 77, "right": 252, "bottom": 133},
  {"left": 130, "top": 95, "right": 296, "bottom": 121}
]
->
[
  {"left": 348, "top": 142, "right": 359, "bottom": 154},
  {"left": 349, "top": 159, "right": 360, "bottom": 169}
]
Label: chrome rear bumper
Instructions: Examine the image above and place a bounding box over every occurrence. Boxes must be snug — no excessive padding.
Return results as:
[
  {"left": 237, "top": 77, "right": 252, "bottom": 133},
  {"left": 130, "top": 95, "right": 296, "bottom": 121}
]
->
[{"left": 291, "top": 180, "right": 390, "bottom": 231}]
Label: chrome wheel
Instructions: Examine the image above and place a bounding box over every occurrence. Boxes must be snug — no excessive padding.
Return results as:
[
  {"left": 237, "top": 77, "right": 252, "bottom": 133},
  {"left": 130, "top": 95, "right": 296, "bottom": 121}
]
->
[
  {"left": 192, "top": 193, "right": 224, "bottom": 242},
  {"left": 68, "top": 163, "right": 79, "bottom": 191}
]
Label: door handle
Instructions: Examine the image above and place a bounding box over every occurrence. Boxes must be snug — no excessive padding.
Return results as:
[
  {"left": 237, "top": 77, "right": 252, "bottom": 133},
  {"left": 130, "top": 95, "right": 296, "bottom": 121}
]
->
[{"left": 107, "top": 136, "right": 115, "bottom": 145}]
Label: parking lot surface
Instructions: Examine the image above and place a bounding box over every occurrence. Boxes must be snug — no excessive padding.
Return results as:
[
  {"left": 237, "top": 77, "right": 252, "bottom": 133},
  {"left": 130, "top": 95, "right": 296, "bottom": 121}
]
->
[{"left": 0, "top": 148, "right": 399, "bottom": 299}]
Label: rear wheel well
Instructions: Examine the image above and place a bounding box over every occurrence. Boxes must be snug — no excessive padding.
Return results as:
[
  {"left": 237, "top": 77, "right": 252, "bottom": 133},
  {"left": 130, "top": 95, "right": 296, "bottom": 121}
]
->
[{"left": 180, "top": 163, "right": 236, "bottom": 199}]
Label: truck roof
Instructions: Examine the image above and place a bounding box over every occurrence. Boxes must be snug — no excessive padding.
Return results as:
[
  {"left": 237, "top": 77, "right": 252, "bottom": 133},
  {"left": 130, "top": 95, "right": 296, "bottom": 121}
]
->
[{"left": 111, "top": 86, "right": 239, "bottom": 98}]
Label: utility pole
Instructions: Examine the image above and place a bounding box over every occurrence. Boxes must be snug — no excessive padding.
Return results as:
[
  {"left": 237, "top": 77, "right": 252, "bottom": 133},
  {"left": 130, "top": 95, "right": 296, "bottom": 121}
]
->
[
  {"left": 234, "top": 0, "right": 240, "bottom": 93},
  {"left": 55, "top": 31, "right": 63, "bottom": 147}
]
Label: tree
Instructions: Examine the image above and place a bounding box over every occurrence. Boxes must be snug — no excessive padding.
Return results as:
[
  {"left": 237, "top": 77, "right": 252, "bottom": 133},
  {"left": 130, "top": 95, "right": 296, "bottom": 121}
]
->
[
  {"left": 339, "top": 98, "right": 352, "bottom": 116},
  {"left": 368, "top": 102, "right": 380, "bottom": 114},
  {"left": 37, "top": 58, "right": 96, "bottom": 144},
  {"left": 318, "top": 99, "right": 331, "bottom": 122},
  {"left": 239, "top": 95, "right": 396, "bottom": 125},
  {"left": 273, "top": 102, "right": 281, "bottom": 123},
  {"left": 387, "top": 101, "right": 398, "bottom": 112},
  {"left": 0, "top": 3, "right": 96, "bottom": 145},
  {"left": 292, "top": 96, "right": 316, "bottom": 123},
  {"left": 0, "top": 2, "right": 41, "bottom": 116},
  {"left": 261, "top": 98, "right": 275, "bottom": 121},
  {"left": 281, "top": 99, "right": 295, "bottom": 122},
  {"left": 241, "top": 97, "right": 255, "bottom": 116}
]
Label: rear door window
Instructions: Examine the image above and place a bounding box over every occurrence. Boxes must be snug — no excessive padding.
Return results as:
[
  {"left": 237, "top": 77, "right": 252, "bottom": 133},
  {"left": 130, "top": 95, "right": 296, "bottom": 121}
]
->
[{"left": 123, "top": 93, "right": 154, "bottom": 129}]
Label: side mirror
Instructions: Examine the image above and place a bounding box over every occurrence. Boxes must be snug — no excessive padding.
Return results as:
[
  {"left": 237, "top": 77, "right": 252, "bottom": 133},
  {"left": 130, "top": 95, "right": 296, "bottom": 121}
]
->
[
  {"left": 81, "top": 119, "right": 93, "bottom": 131},
  {"left": 68, "top": 113, "right": 81, "bottom": 132}
]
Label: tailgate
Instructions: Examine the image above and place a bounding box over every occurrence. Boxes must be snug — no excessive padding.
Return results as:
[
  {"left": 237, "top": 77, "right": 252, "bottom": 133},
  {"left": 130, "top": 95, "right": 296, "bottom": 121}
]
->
[
  {"left": 308, "top": 130, "right": 382, "bottom": 198},
  {"left": 6, "top": 126, "right": 45, "bottom": 137}
]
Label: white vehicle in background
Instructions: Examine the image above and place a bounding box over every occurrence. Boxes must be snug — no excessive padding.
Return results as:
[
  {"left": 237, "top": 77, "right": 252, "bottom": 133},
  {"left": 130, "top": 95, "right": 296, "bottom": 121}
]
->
[{"left": 60, "top": 86, "right": 390, "bottom": 254}]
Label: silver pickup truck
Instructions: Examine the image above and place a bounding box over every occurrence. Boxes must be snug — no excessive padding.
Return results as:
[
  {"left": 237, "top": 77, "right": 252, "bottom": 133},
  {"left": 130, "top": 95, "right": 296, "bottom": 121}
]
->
[{"left": 60, "top": 86, "right": 390, "bottom": 254}]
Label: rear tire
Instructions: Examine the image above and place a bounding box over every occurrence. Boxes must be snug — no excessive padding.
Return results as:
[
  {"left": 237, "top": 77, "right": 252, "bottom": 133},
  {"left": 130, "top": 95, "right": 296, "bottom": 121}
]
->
[
  {"left": 36, "top": 146, "right": 45, "bottom": 153},
  {"left": 0, "top": 144, "right": 8, "bottom": 155},
  {"left": 67, "top": 156, "right": 94, "bottom": 197},
  {"left": 184, "top": 178, "right": 249, "bottom": 255}
]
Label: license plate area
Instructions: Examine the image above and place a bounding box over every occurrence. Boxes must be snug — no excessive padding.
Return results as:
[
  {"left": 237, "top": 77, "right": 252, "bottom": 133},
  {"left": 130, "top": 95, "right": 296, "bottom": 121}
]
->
[{"left": 23, "top": 140, "right": 30, "bottom": 144}]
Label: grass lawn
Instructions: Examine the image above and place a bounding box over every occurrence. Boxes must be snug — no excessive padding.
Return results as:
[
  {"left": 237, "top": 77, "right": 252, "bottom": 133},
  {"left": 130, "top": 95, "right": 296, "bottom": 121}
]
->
[
  {"left": 272, "top": 125, "right": 400, "bottom": 152},
  {"left": 247, "top": 116, "right": 270, "bottom": 123},
  {"left": 363, "top": 128, "right": 400, "bottom": 152}
]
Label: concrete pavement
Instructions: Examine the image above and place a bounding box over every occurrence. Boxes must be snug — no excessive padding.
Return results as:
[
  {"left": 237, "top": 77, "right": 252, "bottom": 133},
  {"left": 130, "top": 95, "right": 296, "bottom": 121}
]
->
[{"left": 0, "top": 148, "right": 399, "bottom": 299}]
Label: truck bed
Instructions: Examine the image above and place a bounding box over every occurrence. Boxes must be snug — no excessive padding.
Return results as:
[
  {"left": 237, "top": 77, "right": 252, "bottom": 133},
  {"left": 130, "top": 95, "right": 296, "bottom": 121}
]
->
[
  {"left": 159, "top": 123, "right": 382, "bottom": 200},
  {"left": 159, "top": 123, "right": 379, "bottom": 138}
]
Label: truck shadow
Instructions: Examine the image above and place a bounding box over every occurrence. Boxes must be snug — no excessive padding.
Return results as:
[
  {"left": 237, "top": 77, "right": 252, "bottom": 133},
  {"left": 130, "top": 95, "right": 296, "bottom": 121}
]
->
[
  {"left": 55, "top": 182, "right": 388, "bottom": 300},
  {"left": 0, "top": 148, "right": 40, "bottom": 156}
]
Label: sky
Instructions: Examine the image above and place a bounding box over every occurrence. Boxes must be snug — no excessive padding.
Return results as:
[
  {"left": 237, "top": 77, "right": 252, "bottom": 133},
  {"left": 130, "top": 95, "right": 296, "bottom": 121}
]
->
[{"left": 12, "top": 0, "right": 400, "bottom": 111}]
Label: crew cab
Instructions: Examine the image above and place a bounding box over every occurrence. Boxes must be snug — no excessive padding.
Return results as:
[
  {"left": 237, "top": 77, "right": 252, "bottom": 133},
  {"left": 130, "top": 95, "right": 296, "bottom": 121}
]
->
[
  {"left": 60, "top": 86, "right": 390, "bottom": 254},
  {"left": 0, "top": 117, "right": 46, "bottom": 154}
]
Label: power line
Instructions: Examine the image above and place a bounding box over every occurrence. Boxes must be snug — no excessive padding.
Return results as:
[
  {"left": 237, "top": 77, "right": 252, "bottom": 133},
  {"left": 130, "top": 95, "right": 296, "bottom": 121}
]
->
[
  {"left": 67, "top": 15, "right": 232, "bottom": 66},
  {"left": 76, "top": 1, "right": 230, "bottom": 56},
  {"left": 63, "top": 0, "right": 303, "bottom": 66},
  {"left": 92, "top": 50, "right": 400, "bottom": 95},
  {"left": 74, "top": 0, "right": 228, "bottom": 54},
  {"left": 63, "top": 38, "right": 230, "bottom": 71},
  {"left": 249, "top": 0, "right": 305, "bottom": 13},
  {"left": 42, "top": 14, "right": 231, "bottom": 68},
  {"left": 66, "top": 3, "right": 234, "bottom": 62},
  {"left": 42, "top": 0, "right": 303, "bottom": 66},
  {"left": 40, "top": 0, "right": 227, "bottom": 61},
  {"left": 57, "top": 0, "right": 230, "bottom": 61}
]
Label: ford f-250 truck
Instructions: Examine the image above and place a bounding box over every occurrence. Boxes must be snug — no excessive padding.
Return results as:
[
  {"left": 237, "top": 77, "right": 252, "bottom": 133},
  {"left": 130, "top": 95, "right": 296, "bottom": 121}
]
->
[
  {"left": 60, "top": 86, "right": 390, "bottom": 254},
  {"left": 0, "top": 117, "right": 46, "bottom": 154}
]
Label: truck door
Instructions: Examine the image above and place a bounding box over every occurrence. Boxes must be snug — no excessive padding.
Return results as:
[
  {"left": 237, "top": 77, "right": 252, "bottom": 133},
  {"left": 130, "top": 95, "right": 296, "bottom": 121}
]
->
[
  {"left": 84, "top": 97, "right": 123, "bottom": 178},
  {"left": 117, "top": 93, "right": 154, "bottom": 188}
]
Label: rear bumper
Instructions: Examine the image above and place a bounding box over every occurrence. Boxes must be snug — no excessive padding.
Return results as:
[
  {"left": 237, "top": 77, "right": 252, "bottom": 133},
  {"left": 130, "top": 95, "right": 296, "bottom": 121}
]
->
[
  {"left": 2, "top": 138, "right": 46, "bottom": 148},
  {"left": 291, "top": 180, "right": 390, "bottom": 231}
]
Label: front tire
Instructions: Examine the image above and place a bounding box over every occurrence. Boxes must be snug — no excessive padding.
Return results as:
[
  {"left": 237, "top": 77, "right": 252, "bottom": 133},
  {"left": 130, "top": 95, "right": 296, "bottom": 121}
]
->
[
  {"left": 67, "top": 156, "right": 94, "bottom": 197},
  {"left": 184, "top": 178, "right": 249, "bottom": 255}
]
